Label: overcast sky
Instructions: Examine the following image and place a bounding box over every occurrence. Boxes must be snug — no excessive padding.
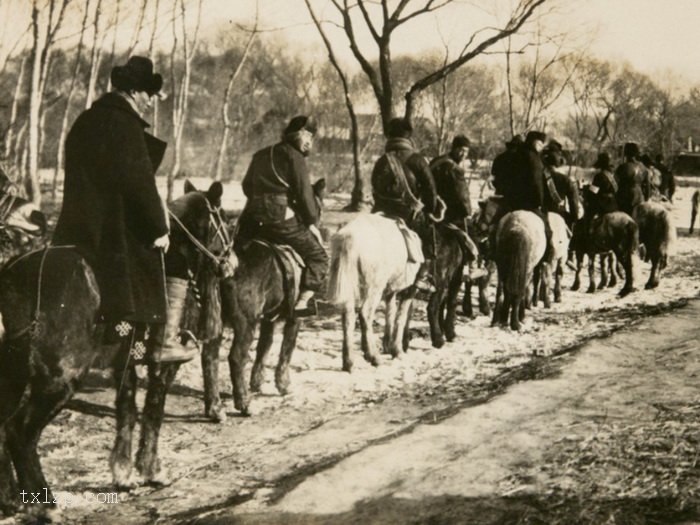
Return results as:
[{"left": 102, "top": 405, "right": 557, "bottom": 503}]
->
[{"left": 2, "top": 0, "right": 700, "bottom": 88}]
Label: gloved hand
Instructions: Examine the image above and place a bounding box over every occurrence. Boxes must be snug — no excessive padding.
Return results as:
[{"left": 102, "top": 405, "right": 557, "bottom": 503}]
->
[
  {"left": 153, "top": 233, "right": 170, "bottom": 252},
  {"left": 309, "top": 224, "right": 323, "bottom": 245}
]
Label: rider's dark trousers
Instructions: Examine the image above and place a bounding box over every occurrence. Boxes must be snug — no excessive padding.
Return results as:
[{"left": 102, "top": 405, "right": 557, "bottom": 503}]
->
[{"left": 237, "top": 217, "right": 329, "bottom": 293}]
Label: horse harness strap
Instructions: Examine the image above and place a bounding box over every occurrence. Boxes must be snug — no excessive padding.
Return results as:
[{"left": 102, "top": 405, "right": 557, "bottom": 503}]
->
[
  {"left": 4, "top": 245, "right": 76, "bottom": 341},
  {"left": 168, "top": 209, "right": 231, "bottom": 266}
]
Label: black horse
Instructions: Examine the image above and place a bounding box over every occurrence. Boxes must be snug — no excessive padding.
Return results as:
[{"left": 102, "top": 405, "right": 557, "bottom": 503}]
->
[
  {"left": 202, "top": 179, "right": 326, "bottom": 420},
  {"left": 0, "top": 181, "right": 230, "bottom": 521}
]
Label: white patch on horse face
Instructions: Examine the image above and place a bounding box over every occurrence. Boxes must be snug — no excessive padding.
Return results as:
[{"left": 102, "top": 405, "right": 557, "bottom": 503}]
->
[{"left": 6, "top": 203, "right": 40, "bottom": 233}]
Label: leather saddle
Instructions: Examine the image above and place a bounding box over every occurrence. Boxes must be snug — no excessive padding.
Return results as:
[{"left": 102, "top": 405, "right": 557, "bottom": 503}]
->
[{"left": 249, "top": 239, "right": 305, "bottom": 319}]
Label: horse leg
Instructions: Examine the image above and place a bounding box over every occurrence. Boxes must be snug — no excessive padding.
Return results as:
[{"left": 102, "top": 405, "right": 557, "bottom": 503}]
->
[
  {"left": 341, "top": 305, "right": 356, "bottom": 372},
  {"left": 275, "top": 318, "right": 301, "bottom": 395},
  {"left": 478, "top": 264, "right": 494, "bottom": 316},
  {"left": 6, "top": 382, "right": 74, "bottom": 522},
  {"left": 359, "top": 289, "right": 382, "bottom": 366},
  {"left": 135, "top": 362, "right": 180, "bottom": 486},
  {"left": 250, "top": 320, "right": 275, "bottom": 393},
  {"left": 110, "top": 357, "right": 138, "bottom": 489},
  {"left": 571, "top": 251, "right": 583, "bottom": 291},
  {"left": 401, "top": 296, "right": 415, "bottom": 353},
  {"left": 383, "top": 294, "right": 397, "bottom": 355},
  {"left": 427, "top": 287, "right": 446, "bottom": 349},
  {"left": 531, "top": 265, "right": 540, "bottom": 307},
  {"left": 393, "top": 288, "right": 414, "bottom": 357},
  {"left": 461, "top": 279, "right": 474, "bottom": 318},
  {"left": 492, "top": 279, "right": 503, "bottom": 327},
  {"left": 201, "top": 335, "right": 226, "bottom": 423},
  {"left": 510, "top": 295, "right": 522, "bottom": 331},
  {"left": 540, "top": 262, "right": 552, "bottom": 309},
  {"left": 646, "top": 257, "right": 660, "bottom": 289},
  {"left": 444, "top": 269, "right": 461, "bottom": 343},
  {"left": 618, "top": 250, "right": 637, "bottom": 297},
  {"left": 554, "top": 260, "right": 563, "bottom": 303},
  {"left": 608, "top": 254, "right": 618, "bottom": 287},
  {"left": 586, "top": 253, "right": 596, "bottom": 293},
  {"left": 229, "top": 318, "right": 256, "bottom": 416},
  {"left": 598, "top": 254, "right": 608, "bottom": 290},
  {"left": 0, "top": 427, "right": 18, "bottom": 517}
]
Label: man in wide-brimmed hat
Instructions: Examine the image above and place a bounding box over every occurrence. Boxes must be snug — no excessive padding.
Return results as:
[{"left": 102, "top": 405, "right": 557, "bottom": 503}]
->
[
  {"left": 614, "top": 142, "right": 647, "bottom": 215},
  {"left": 235, "top": 115, "right": 329, "bottom": 314},
  {"left": 54, "top": 56, "right": 197, "bottom": 364}
]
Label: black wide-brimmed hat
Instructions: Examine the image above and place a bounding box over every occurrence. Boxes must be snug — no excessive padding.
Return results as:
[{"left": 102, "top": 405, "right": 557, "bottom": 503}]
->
[
  {"left": 111, "top": 56, "right": 163, "bottom": 96},
  {"left": 593, "top": 152, "right": 612, "bottom": 170}
]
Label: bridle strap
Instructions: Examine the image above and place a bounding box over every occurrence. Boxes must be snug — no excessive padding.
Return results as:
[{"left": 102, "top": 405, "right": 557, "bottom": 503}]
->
[{"left": 167, "top": 207, "right": 233, "bottom": 265}]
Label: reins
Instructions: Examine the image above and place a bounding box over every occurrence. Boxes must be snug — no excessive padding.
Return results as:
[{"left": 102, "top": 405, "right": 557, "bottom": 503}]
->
[{"left": 167, "top": 205, "right": 233, "bottom": 266}]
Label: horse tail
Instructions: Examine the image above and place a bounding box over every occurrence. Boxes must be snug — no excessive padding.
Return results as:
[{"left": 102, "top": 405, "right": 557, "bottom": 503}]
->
[
  {"left": 660, "top": 208, "right": 676, "bottom": 267},
  {"left": 327, "top": 228, "right": 360, "bottom": 307},
  {"left": 498, "top": 229, "right": 530, "bottom": 299}
]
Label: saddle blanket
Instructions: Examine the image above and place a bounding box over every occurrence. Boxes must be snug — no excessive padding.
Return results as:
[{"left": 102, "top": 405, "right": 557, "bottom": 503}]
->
[{"left": 376, "top": 213, "right": 424, "bottom": 264}]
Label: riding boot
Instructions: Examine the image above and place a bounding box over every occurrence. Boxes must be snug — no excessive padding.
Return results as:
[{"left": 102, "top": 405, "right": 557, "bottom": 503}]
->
[
  {"left": 294, "top": 289, "right": 316, "bottom": 316},
  {"left": 150, "top": 277, "right": 199, "bottom": 363},
  {"left": 415, "top": 260, "right": 436, "bottom": 294}
]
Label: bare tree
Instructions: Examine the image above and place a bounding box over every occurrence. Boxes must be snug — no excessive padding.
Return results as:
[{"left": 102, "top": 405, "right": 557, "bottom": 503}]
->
[
  {"left": 212, "top": 5, "right": 259, "bottom": 182},
  {"left": 85, "top": 0, "right": 105, "bottom": 109},
  {"left": 147, "top": 0, "right": 161, "bottom": 136},
  {"left": 305, "top": 0, "right": 370, "bottom": 210},
  {"left": 27, "top": 0, "right": 68, "bottom": 204},
  {"left": 327, "top": 0, "right": 545, "bottom": 132},
  {"left": 53, "top": 0, "right": 92, "bottom": 198},
  {"left": 168, "top": 0, "right": 203, "bottom": 201}
]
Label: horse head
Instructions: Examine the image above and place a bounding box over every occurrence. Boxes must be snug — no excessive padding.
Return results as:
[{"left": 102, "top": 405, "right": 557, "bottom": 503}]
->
[
  {"left": 169, "top": 180, "right": 237, "bottom": 280},
  {"left": 471, "top": 196, "right": 503, "bottom": 239}
]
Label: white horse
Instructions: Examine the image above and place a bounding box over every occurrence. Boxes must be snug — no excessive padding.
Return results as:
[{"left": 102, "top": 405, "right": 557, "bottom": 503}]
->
[
  {"left": 327, "top": 213, "right": 421, "bottom": 372},
  {"left": 532, "top": 212, "right": 570, "bottom": 307}
]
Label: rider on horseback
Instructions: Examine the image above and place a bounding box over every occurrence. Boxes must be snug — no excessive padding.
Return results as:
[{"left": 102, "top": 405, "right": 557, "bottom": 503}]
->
[
  {"left": 493, "top": 130, "right": 554, "bottom": 260},
  {"left": 430, "top": 134, "right": 479, "bottom": 277},
  {"left": 615, "top": 142, "right": 647, "bottom": 216},
  {"left": 371, "top": 117, "right": 440, "bottom": 293},
  {"left": 541, "top": 140, "right": 581, "bottom": 228},
  {"left": 491, "top": 135, "right": 523, "bottom": 196},
  {"left": 53, "top": 56, "right": 197, "bottom": 364},
  {"left": 235, "top": 115, "right": 329, "bottom": 314}
]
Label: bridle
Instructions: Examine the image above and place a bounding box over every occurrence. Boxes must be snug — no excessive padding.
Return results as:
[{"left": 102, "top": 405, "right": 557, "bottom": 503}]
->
[{"left": 167, "top": 196, "right": 234, "bottom": 269}]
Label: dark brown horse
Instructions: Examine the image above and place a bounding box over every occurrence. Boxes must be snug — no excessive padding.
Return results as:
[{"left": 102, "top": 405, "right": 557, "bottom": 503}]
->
[
  {"left": 0, "top": 181, "right": 229, "bottom": 521},
  {"left": 571, "top": 187, "right": 639, "bottom": 296},
  {"left": 201, "top": 179, "right": 325, "bottom": 420}
]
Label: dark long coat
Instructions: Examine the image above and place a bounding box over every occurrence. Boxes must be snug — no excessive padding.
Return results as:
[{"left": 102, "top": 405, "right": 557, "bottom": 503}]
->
[
  {"left": 430, "top": 154, "right": 471, "bottom": 225},
  {"left": 504, "top": 143, "right": 545, "bottom": 211},
  {"left": 53, "top": 92, "right": 169, "bottom": 324}
]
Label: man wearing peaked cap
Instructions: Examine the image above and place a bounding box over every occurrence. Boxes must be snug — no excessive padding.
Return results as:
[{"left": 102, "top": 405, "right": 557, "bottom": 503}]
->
[{"left": 235, "top": 115, "right": 328, "bottom": 314}]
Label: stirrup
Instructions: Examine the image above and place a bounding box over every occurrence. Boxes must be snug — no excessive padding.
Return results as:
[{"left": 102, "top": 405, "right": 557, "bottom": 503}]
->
[{"left": 294, "top": 297, "right": 318, "bottom": 317}]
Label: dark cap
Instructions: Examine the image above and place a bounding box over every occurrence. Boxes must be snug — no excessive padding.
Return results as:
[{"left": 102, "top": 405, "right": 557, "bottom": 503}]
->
[
  {"left": 593, "top": 152, "right": 612, "bottom": 171},
  {"left": 623, "top": 142, "right": 640, "bottom": 158},
  {"left": 451, "top": 134, "right": 470, "bottom": 149},
  {"left": 284, "top": 115, "right": 318, "bottom": 135},
  {"left": 546, "top": 139, "right": 563, "bottom": 152},
  {"left": 386, "top": 117, "right": 413, "bottom": 139},
  {"left": 506, "top": 135, "right": 523, "bottom": 148},
  {"left": 111, "top": 56, "right": 163, "bottom": 96},
  {"left": 526, "top": 130, "right": 547, "bottom": 143}
]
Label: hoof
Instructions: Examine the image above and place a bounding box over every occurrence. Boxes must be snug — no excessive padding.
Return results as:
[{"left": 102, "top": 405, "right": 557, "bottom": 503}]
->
[
  {"left": 366, "top": 354, "right": 380, "bottom": 367},
  {"left": 431, "top": 336, "right": 445, "bottom": 349},
  {"left": 586, "top": 286, "right": 596, "bottom": 294},
  {"left": 207, "top": 407, "right": 227, "bottom": 424},
  {"left": 250, "top": 380, "right": 263, "bottom": 393},
  {"left": 618, "top": 287, "right": 637, "bottom": 297},
  {"left": 275, "top": 380, "right": 291, "bottom": 396},
  {"left": 342, "top": 361, "right": 353, "bottom": 373},
  {"left": 145, "top": 470, "right": 172, "bottom": 488},
  {"left": 22, "top": 505, "right": 62, "bottom": 524}
]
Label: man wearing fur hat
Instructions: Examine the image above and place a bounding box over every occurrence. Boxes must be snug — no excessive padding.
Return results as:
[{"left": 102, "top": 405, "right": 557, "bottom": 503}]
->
[
  {"left": 430, "top": 134, "right": 479, "bottom": 274},
  {"left": 236, "top": 115, "right": 328, "bottom": 313},
  {"left": 371, "top": 117, "right": 439, "bottom": 292},
  {"left": 615, "top": 142, "right": 647, "bottom": 216},
  {"left": 54, "top": 56, "right": 197, "bottom": 363}
]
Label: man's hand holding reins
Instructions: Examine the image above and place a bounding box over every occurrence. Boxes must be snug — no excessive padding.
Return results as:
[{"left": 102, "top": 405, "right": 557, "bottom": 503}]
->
[{"left": 153, "top": 233, "right": 170, "bottom": 252}]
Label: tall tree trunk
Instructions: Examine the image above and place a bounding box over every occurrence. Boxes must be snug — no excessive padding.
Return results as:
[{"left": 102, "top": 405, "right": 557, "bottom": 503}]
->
[
  {"left": 213, "top": 19, "right": 257, "bottom": 181},
  {"left": 54, "top": 0, "right": 91, "bottom": 199},
  {"left": 4, "top": 55, "right": 27, "bottom": 160},
  {"left": 28, "top": 2, "right": 43, "bottom": 204},
  {"left": 85, "top": 0, "right": 104, "bottom": 109},
  {"left": 148, "top": 0, "right": 160, "bottom": 136}
]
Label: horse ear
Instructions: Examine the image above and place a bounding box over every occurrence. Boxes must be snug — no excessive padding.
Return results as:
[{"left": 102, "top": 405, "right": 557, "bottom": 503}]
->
[
  {"left": 184, "top": 180, "right": 197, "bottom": 194},
  {"left": 313, "top": 178, "right": 326, "bottom": 198},
  {"left": 206, "top": 181, "right": 224, "bottom": 206}
]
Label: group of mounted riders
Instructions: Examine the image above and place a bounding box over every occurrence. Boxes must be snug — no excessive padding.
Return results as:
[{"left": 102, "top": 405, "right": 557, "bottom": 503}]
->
[{"left": 3, "top": 55, "right": 676, "bottom": 368}]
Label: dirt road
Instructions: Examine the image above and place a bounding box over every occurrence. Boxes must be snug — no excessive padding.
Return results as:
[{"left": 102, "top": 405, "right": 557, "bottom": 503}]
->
[{"left": 199, "top": 300, "right": 700, "bottom": 524}]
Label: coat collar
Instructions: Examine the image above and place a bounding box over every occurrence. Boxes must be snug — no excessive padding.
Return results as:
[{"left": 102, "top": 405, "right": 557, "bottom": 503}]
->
[
  {"left": 386, "top": 137, "right": 415, "bottom": 152},
  {"left": 92, "top": 91, "right": 150, "bottom": 128}
]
